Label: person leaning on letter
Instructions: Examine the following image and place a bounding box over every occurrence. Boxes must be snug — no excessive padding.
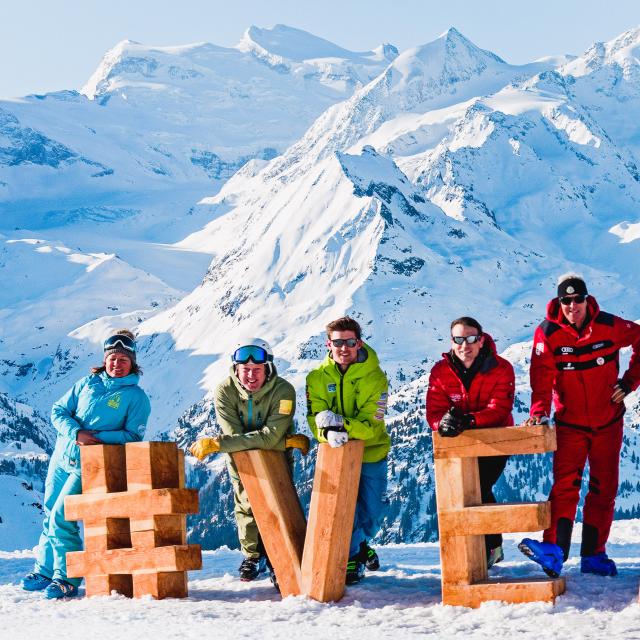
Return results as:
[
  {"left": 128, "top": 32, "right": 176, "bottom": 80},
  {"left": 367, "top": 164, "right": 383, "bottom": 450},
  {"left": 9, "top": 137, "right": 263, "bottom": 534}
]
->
[
  {"left": 519, "top": 274, "right": 640, "bottom": 579},
  {"left": 21, "top": 330, "right": 150, "bottom": 600},
  {"left": 306, "top": 316, "right": 391, "bottom": 585},
  {"left": 426, "top": 316, "right": 515, "bottom": 569},
  {"left": 190, "top": 338, "right": 309, "bottom": 588}
]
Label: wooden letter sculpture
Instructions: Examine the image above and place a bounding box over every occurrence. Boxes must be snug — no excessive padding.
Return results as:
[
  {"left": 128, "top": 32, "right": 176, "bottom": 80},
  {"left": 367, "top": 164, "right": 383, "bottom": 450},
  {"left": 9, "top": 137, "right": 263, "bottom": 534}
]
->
[
  {"left": 433, "top": 424, "right": 566, "bottom": 607},
  {"left": 233, "top": 439, "right": 364, "bottom": 602},
  {"left": 65, "top": 442, "right": 202, "bottom": 599},
  {"left": 232, "top": 449, "right": 307, "bottom": 597}
]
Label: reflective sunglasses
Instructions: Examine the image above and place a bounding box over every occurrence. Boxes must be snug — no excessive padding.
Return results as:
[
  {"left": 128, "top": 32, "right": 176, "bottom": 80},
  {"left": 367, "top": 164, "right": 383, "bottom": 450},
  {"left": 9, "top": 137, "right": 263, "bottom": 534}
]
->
[
  {"left": 330, "top": 338, "right": 358, "bottom": 348},
  {"left": 559, "top": 295, "right": 586, "bottom": 305},
  {"left": 451, "top": 335, "right": 482, "bottom": 345},
  {"left": 103, "top": 334, "right": 136, "bottom": 352},
  {"left": 232, "top": 345, "right": 273, "bottom": 365}
]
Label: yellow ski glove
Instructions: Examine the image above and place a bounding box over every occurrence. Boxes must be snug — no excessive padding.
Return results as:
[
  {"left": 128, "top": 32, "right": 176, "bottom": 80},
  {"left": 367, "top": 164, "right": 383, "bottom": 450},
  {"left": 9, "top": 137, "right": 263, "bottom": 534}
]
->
[
  {"left": 189, "top": 438, "right": 221, "bottom": 460},
  {"left": 285, "top": 433, "right": 311, "bottom": 456}
]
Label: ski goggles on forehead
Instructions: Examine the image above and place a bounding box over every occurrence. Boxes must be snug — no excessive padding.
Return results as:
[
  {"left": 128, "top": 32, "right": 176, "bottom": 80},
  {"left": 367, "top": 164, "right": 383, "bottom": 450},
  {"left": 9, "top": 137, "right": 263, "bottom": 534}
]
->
[
  {"left": 559, "top": 294, "right": 586, "bottom": 305},
  {"left": 232, "top": 345, "right": 273, "bottom": 365},
  {"left": 451, "top": 335, "right": 482, "bottom": 345},
  {"left": 103, "top": 334, "right": 136, "bottom": 352},
  {"left": 330, "top": 338, "right": 358, "bottom": 348}
]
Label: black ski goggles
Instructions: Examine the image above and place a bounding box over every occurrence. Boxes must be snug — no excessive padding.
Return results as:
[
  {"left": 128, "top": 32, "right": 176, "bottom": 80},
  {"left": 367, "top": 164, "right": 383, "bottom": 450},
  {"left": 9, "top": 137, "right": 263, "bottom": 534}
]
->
[
  {"left": 232, "top": 345, "right": 273, "bottom": 365},
  {"left": 451, "top": 335, "right": 482, "bottom": 345},
  {"left": 103, "top": 334, "right": 136, "bottom": 352}
]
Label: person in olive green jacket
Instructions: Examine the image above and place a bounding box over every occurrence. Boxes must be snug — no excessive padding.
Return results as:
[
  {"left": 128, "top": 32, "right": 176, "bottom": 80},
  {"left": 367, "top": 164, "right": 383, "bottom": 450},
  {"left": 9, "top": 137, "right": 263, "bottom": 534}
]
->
[
  {"left": 190, "top": 338, "right": 309, "bottom": 583},
  {"left": 306, "top": 316, "right": 390, "bottom": 585}
]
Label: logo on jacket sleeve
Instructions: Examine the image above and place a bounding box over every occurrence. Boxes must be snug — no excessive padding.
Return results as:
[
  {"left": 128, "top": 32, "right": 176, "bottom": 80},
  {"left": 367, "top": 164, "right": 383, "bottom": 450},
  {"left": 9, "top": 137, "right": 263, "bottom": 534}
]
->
[
  {"left": 279, "top": 399, "right": 293, "bottom": 415},
  {"left": 374, "top": 392, "right": 388, "bottom": 421},
  {"left": 107, "top": 394, "right": 121, "bottom": 409},
  {"left": 535, "top": 342, "right": 545, "bottom": 356}
]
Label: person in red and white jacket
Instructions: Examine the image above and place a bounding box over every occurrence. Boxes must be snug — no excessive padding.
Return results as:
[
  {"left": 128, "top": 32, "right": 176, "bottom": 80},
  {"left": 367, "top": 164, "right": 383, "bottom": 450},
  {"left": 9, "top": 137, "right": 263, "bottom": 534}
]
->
[
  {"left": 426, "top": 316, "right": 515, "bottom": 568},
  {"left": 519, "top": 274, "right": 640, "bottom": 578}
]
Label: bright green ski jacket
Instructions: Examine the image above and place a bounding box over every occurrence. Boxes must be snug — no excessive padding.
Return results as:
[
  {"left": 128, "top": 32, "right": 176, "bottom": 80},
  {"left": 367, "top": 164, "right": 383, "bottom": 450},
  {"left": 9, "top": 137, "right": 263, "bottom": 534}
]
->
[
  {"left": 306, "top": 343, "right": 390, "bottom": 463},
  {"left": 214, "top": 366, "right": 296, "bottom": 453}
]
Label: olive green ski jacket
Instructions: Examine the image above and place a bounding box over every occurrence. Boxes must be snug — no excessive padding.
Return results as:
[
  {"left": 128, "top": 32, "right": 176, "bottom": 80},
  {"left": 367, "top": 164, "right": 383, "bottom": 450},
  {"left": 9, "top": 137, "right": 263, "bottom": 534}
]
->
[{"left": 214, "top": 366, "right": 296, "bottom": 453}]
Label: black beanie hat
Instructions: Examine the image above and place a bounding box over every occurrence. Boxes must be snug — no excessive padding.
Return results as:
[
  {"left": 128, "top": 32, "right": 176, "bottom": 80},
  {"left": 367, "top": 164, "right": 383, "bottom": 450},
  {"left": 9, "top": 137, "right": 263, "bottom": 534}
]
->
[{"left": 557, "top": 277, "right": 588, "bottom": 299}]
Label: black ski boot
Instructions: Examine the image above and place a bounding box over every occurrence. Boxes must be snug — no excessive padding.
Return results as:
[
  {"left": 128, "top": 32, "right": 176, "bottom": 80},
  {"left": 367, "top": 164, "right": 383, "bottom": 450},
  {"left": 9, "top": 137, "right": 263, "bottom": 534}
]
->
[
  {"left": 360, "top": 541, "right": 380, "bottom": 571},
  {"left": 238, "top": 556, "right": 267, "bottom": 581}
]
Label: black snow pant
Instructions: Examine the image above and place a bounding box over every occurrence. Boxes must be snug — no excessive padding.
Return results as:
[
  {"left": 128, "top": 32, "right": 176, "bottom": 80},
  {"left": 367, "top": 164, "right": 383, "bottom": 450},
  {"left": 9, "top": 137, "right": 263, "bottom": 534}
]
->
[{"left": 479, "top": 455, "right": 509, "bottom": 556}]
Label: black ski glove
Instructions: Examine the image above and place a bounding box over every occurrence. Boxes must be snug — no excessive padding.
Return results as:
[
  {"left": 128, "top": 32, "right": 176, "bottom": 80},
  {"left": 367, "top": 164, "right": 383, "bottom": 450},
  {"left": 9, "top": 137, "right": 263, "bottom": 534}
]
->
[
  {"left": 438, "top": 408, "right": 475, "bottom": 437},
  {"left": 438, "top": 408, "right": 465, "bottom": 437}
]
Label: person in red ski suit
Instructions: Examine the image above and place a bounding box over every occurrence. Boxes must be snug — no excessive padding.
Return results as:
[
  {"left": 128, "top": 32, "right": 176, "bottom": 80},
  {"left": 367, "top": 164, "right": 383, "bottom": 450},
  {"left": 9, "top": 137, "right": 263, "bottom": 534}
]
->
[
  {"left": 427, "top": 316, "right": 515, "bottom": 568},
  {"left": 520, "top": 274, "right": 640, "bottom": 578}
]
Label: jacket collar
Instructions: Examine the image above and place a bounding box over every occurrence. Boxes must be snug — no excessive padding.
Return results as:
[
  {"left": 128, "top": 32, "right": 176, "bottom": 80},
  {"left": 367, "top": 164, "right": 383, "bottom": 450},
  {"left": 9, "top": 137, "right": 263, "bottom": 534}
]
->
[{"left": 98, "top": 371, "right": 140, "bottom": 387}]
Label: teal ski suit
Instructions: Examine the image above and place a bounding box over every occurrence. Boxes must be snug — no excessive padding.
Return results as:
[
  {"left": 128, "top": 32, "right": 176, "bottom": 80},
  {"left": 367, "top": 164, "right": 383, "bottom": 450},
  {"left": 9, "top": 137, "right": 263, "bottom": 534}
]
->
[{"left": 34, "top": 372, "right": 151, "bottom": 585}]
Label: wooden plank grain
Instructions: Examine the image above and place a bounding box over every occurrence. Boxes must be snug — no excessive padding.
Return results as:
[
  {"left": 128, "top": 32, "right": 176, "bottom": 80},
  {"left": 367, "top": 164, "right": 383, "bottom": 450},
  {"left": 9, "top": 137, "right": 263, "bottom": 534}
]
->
[
  {"left": 66, "top": 544, "right": 202, "bottom": 577},
  {"left": 433, "top": 425, "right": 557, "bottom": 459},
  {"left": 434, "top": 456, "right": 486, "bottom": 586},
  {"left": 64, "top": 488, "right": 199, "bottom": 521},
  {"left": 443, "top": 577, "right": 566, "bottom": 607},
  {"left": 80, "top": 445, "right": 127, "bottom": 494},
  {"left": 233, "top": 449, "right": 306, "bottom": 598},
  {"left": 439, "top": 502, "right": 551, "bottom": 535},
  {"left": 301, "top": 440, "right": 364, "bottom": 602}
]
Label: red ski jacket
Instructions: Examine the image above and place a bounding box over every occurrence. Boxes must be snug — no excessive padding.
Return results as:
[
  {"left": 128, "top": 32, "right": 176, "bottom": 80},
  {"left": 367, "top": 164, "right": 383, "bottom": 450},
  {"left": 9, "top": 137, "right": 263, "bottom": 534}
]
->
[
  {"left": 529, "top": 296, "right": 640, "bottom": 429},
  {"left": 426, "top": 334, "right": 515, "bottom": 430}
]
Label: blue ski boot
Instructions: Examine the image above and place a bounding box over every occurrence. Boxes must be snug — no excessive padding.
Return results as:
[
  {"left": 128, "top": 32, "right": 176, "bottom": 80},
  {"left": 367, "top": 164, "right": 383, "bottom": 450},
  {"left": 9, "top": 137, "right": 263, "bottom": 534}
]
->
[
  {"left": 518, "top": 538, "right": 564, "bottom": 578},
  {"left": 20, "top": 572, "right": 52, "bottom": 591},
  {"left": 44, "top": 579, "right": 79, "bottom": 599},
  {"left": 581, "top": 552, "right": 617, "bottom": 576}
]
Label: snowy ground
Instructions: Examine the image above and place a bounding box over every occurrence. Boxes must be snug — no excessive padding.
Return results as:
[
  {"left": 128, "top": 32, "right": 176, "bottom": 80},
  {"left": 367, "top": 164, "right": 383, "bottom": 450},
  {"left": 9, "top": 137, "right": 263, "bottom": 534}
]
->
[{"left": 1, "top": 521, "right": 640, "bottom": 639}]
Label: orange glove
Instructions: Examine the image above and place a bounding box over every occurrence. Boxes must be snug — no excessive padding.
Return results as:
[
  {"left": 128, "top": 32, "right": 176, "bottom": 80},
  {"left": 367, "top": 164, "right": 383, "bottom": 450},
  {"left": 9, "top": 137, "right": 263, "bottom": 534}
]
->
[
  {"left": 189, "top": 438, "right": 221, "bottom": 460},
  {"left": 285, "top": 433, "right": 310, "bottom": 456}
]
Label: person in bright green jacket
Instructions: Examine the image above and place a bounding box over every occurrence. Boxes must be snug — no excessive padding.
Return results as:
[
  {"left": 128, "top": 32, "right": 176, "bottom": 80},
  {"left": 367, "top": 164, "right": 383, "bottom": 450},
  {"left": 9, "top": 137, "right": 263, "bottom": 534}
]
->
[
  {"left": 190, "top": 338, "right": 309, "bottom": 585},
  {"left": 306, "top": 316, "right": 390, "bottom": 585}
]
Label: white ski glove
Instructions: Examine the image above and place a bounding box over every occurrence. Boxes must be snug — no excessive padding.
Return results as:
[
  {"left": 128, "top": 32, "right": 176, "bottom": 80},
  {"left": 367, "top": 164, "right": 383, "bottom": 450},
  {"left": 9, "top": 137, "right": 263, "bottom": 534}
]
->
[
  {"left": 315, "top": 410, "right": 344, "bottom": 429},
  {"left": 326, "top": 430, "right": 349, "bottom": 448}
]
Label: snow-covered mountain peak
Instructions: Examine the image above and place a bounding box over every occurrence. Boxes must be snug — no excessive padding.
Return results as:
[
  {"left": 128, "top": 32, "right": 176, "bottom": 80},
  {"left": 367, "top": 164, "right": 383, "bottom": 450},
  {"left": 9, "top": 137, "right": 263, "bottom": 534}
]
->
[
  {"left": 392, "top": 27, "right": 505, "bottom": 82},
  {"left": 562, "top": 25, "right": 640, "bottom": 80},
  {"left": 239, "top": 24, "right": 383, "bottom": 62},
  {"left": 236, "top": 23, "right": 398, "bottom": 79}
]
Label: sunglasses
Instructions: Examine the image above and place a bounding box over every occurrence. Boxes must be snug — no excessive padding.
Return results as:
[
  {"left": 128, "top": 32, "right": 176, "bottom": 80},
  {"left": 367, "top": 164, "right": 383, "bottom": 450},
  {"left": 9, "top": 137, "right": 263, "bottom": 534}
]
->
[
  {"left": 451, "top": 335, "right": 482, "bottom": 345},
  {"left": 103, "top": 334, "right": 136, "bottom": 352},
  {"left": 559, "top": 295, "right": 586, "bottom": 305},
  {"left": 232, "top": 345, "right": 273, "bottom": 365},
  {"left": 330, "top": 338, "right": 358, "bottom": 348}
]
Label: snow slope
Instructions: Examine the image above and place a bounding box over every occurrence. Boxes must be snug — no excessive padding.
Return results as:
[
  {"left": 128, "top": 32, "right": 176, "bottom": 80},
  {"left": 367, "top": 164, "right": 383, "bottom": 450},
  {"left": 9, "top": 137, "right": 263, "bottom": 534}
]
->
[{"left": 2, "top": 520, "right": 640, "bottom": 639}]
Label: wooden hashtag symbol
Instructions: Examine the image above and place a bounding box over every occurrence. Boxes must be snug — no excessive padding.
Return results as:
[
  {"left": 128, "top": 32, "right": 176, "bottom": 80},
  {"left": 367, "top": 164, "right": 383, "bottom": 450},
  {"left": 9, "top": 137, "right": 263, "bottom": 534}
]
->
[{"left": 64, "top": 442, "right": 201, "bottom": 599}]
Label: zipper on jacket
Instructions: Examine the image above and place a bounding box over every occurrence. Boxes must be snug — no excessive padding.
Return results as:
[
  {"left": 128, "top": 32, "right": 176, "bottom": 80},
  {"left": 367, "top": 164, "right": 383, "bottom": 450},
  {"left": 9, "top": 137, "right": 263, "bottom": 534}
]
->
[
  {"left": 247, "top": 396, "right": 253, "bottom": 429},
  {"left": 339, "top": 371, "right": 345, "bottom": 416}
]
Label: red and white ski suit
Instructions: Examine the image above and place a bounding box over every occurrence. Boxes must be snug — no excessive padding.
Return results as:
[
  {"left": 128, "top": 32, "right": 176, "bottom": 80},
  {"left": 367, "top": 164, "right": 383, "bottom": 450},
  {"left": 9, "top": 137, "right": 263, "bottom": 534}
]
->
[{"left": 530, "top": 296, "right": 640, "bottom": 555}]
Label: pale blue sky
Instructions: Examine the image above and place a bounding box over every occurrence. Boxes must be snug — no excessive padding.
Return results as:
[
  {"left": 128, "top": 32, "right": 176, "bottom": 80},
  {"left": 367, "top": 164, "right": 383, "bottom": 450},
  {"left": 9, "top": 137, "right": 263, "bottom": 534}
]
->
[{"left": 2, "top": 0, "right": 640, "bottom": 98}]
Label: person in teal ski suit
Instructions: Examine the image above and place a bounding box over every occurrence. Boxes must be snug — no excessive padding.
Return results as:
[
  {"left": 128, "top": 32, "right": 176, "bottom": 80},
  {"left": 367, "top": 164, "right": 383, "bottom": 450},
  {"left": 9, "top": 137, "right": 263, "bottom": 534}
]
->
[{"left": 21, "top": 330, "right": 151, "bottom": 599}]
